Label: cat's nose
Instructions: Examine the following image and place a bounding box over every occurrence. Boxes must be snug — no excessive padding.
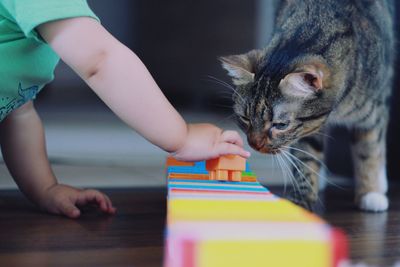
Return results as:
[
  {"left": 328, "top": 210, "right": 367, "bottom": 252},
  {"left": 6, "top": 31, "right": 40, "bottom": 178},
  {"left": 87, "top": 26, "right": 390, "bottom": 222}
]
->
[
  {"left": 247, "top": 133, "right": 272, "bottom": 153},
  {"left": 248, "top": 138, "right": 265, "bottom": 151}
]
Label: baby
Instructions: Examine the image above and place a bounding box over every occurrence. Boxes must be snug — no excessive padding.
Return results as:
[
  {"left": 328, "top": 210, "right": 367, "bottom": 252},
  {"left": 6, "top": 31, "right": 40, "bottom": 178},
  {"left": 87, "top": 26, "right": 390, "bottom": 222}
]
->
[{"left": 0, "top": 1, "right": 250, "bottom": 218}]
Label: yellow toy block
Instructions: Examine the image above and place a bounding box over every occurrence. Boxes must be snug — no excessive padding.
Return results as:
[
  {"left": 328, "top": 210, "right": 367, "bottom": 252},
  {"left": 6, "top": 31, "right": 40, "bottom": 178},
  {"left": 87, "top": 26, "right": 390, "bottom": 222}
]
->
[
  {"left": 199, "top": 240, "right": 331, "bottom": 267},
  {"left": 168, "top": 198, "right": 323, "bottom": 223}
]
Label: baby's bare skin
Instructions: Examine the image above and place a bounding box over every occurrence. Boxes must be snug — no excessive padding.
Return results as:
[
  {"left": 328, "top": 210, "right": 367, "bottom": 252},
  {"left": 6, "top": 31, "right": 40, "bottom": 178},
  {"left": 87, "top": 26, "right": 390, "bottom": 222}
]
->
[{"left": 0, "top": 17, "right": 250, "bottom": 219}]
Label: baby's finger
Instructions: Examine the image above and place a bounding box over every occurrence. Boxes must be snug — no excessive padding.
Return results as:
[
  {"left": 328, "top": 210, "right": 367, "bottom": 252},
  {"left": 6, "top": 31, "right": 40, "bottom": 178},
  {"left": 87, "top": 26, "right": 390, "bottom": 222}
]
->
[
  {"left": 90, "top": 190, "right": 109, "bottom": 212},
  {"left": 220, "top": 130, "right": 244, "bottom": 147},
  {"left": 104, "top": 195, "right": 117, "bottom": 214},
  {"left": 77, "top": 190, "right": 108, "bottom": 212},
  {"left": 216, "top": 142, "right": 251, "bottom": 158},
  {"left": 59, "top": 200, "right": 81, "bottom": 219}
]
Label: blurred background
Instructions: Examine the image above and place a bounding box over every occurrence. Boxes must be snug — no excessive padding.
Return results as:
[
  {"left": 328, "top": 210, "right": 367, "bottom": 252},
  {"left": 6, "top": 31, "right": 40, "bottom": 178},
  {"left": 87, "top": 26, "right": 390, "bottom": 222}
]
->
[{"left": 0, "top": 0, "right": 398, "bottom": 190}]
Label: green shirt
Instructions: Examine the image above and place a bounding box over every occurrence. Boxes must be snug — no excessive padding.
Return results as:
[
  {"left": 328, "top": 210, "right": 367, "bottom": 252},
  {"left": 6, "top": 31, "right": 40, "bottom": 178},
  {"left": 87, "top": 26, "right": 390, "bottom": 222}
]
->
[{"left": 0, "top": 0, "right": 98, "bottom": 121}]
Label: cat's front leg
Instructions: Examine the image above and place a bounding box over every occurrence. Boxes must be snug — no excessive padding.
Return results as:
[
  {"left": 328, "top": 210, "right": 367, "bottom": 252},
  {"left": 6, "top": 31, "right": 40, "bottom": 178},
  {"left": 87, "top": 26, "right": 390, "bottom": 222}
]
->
[
  {"left": 285, "top": 133, "right": 324, "bottom": 210},
  {"left": 351, "top": 127, "right": 388, "bottom": 212}
]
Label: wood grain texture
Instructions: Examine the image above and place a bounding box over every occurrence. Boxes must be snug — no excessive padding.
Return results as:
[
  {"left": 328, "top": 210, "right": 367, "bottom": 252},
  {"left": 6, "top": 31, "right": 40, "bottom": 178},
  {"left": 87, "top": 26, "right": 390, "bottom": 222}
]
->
[
  {"left": 0, "top": 188, "right": 166, "bottom": 267},
  {"left": 316, "top": 186, "right": 400, "bottom": 266},
  {"left": 0, "top": 186, "right": 399, "bottom": 267}
]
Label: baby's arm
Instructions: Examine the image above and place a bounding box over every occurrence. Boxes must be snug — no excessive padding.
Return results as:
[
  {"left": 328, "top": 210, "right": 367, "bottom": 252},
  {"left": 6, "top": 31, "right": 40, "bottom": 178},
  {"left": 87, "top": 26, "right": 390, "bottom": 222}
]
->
[
  {"left": 38, "top": 18, "right": 250, "bottom": 160},
  {"left": 0, "top": 101, "right": 116, "bottom": 218}
]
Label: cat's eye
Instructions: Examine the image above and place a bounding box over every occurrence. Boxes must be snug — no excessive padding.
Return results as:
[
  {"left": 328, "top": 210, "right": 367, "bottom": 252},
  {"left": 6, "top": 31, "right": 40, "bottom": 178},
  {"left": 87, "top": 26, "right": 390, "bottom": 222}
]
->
[{"left": 272, "top": 122, "right": 289, "bottom": 130}]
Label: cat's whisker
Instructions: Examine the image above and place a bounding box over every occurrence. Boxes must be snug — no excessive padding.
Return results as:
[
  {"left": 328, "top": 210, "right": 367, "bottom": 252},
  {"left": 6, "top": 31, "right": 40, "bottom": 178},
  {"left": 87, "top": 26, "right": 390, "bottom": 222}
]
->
[
  {"left": 282, "top": 145, "right": 344, "bottom": 189},
  {"left": 280, "top": 150, "right": 313, "bottom": 191},
  {"left": 280, "top": 149, "right": 323, "bottom": 207},
  {"left": 204, "top": 77, "right": 236, "bottom": 93},
  {"left": 205, "top": 75, "right": 245, "bottom": 103},
  {"left": 281, "top": 145, "right": 328, "bottom": 170},
  {"left": 278, "top": 151, "right": 305, "bottom": 204},
  {"left": 215, "top": 113, "right": 237, "bottom": 125},
  {"left": 204, "top": 79, "right": 236, "bottom": 96},
  {"left": 275, "top": 153, "right": 292, "bottom": 196},
  {"left": 313, "top": 131, "right": 335, "bottom": 141},
  {"left": 211, "top": 103, "right": 234, "bottom": 110},
  {"left": 281, "top": 148, "right": 344, "bottom": 190},
  {"left": 275, "top": 154, "right": 286, "bottom": 184},
  {"left": 273, "top": 154, "right": 287, "bottom": 194},
  {"left": 210, "top": 86, "right": 243, "bottom": 105},
  {"left": 205, "top": 75, "right": 235, "bottom": 91},
  {"left": 281, "top": 148, "right": 325, "bottom": 177},
  {"left": 213, "top": 96, "right": 234, "bottom": 103}
]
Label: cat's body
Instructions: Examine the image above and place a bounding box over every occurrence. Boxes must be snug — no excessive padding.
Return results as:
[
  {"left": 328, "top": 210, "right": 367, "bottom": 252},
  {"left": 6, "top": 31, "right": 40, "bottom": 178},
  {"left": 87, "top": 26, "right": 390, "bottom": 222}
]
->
[{"left": 221, "top": 0, "right": 394, "bottom": 212}]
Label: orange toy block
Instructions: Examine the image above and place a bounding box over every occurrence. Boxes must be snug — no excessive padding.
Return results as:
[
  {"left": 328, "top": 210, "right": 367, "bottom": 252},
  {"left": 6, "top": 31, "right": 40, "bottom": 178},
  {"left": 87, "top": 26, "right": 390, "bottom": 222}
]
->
[
  {"left": 206, "top": 155, "right": 246, "bottom": 182},
  {"left": 166, "top": 156, "right": 195, "bottom": 167},
  {"left": 168, "top": 173, "right": 210, "bottom": 180}
]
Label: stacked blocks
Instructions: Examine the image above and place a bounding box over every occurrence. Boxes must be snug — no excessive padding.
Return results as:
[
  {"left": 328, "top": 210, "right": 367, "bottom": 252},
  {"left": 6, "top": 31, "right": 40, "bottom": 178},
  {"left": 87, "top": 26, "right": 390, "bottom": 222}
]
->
[
  {"left": 206, "top": 155, "right": 246, "bottom": 181},
  {"left": 166, "top": 155, "right": 257, "bottom": 183},
  {"left": 164, "top": 156, "right": 348, "bottom": 267}
]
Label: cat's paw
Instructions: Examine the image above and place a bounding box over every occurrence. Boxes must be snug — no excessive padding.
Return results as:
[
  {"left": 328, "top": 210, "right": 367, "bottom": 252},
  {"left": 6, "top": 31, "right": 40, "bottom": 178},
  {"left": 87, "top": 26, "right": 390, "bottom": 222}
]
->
[{"left": 358, "top": 192, "right": 389, "bottom": 212}]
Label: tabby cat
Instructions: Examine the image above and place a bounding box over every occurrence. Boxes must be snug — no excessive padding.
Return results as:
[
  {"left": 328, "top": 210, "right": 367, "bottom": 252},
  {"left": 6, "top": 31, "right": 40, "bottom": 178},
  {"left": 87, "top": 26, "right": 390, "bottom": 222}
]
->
[{"left": 221, "top": 0, "right": 394, "bottom": 212}]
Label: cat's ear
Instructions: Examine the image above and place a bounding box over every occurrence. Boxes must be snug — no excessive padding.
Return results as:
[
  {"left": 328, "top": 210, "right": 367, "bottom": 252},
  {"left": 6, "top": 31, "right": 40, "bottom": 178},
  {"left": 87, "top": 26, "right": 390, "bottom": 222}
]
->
[
  {"left": 220, "top": 49, "right": 263, "bottom": 86},
  {"left": 279, "top": 64, "right": 327, "bottom": 97}
]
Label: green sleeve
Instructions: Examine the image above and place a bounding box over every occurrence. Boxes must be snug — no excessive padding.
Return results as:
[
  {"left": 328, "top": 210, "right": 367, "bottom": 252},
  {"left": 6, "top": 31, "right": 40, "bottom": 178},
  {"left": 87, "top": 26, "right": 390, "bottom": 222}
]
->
[{"left": 0, "top": 0, "right": 99, "bottom": 38}]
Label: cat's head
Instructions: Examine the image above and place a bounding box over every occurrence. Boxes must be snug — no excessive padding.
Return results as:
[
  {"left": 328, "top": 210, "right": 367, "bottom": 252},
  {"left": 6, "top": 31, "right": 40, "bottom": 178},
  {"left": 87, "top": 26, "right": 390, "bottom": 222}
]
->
[{"left": 221, "top": 50, "right": 336, "bottom": 154}]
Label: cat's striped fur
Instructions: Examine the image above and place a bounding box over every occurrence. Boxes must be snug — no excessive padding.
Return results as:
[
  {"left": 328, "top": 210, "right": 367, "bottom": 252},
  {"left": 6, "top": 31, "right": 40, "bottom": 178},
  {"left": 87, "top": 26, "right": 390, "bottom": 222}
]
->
[{"left": 221, "top": 0, "right": 394, "bottom": 212}]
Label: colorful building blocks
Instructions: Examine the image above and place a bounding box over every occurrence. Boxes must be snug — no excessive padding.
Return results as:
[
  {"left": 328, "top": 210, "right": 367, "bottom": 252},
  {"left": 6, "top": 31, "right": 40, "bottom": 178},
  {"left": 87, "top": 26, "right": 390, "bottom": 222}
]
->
[
  {"left": 164, "top": 156, "right": 349, "bottom": 267},
  {"left": 166, "top": 156, "right": 257, "bottom": 182},
  {"left": 206, "top": 155, "right": 246, "bottom": 181}
]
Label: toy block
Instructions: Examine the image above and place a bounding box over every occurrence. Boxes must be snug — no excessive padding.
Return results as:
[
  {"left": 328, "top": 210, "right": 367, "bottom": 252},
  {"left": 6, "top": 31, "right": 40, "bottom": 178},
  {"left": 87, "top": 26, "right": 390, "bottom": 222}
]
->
[
  {"left": 167, "top": 166, "right": 208, "bottom": 175},
  {"left": 206, "top": 155, "right": 246, "bottom": 182},
  {"left": 206, "top": 155, "right": 246, "bottom": 171},
  {"left": 215, "top": 170, "right": 228, "bottom": 181},
  {"left": 164, "top": 156, "right": 349, "bottom": 267},
  {"left": 230, "top": 171, "right": 241, "bottom": 182},
  {"left": 240, "top": 176, "right": 257, "bottom": 182},
  {"left": 166, "top": 156, "right": 250, "bottom": 182},
  {"left": 166, "top": 156, "right": 195, "bottom": 167},
  {"left": 168, "top": 173, "right": 210, "bottom": 180},
  {"left": 209, "top": 171, "right": 214, "bottom": 180},
  {"left": 245, "top": 162, "right": 251, "bottom": 172}
]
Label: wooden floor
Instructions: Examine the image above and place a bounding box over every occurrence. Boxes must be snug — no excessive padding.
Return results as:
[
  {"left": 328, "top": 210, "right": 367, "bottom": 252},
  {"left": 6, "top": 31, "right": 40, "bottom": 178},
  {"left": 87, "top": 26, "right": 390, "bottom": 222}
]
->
[
  {"left": 0, "top": 186, "right": 399, "bottom": 267},
  {"left": 316, "top": 185, "right": 400, "bottom": 266}
]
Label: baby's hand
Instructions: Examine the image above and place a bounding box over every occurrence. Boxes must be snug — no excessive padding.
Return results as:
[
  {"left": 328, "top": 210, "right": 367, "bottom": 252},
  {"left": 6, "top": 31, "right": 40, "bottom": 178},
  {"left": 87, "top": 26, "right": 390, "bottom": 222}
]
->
[
  {"left": 39, "top": 184, "right": 116, "bottom": 219},
  {"left": 172, "top": 123, "right": 251, "bottom": 161}
]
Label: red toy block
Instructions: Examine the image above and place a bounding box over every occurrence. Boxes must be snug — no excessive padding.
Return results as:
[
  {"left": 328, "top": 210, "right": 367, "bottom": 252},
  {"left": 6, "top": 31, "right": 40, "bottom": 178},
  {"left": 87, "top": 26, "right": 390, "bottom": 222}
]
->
[{"left": 331, "top": 228, "right": 349, "bottom": 267}]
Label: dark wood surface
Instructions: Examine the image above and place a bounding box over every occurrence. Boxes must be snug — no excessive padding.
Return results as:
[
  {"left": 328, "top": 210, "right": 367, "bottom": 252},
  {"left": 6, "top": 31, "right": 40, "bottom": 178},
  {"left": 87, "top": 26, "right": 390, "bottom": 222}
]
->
[
  {"left": 0, "top": 185, "right": 399, "bottom": 267},
  {"left": 0, "top": 188, "right": 166, "bottom": 267},
  {"left": 316, "top": 185, "right": 400, "bottom": 266}
]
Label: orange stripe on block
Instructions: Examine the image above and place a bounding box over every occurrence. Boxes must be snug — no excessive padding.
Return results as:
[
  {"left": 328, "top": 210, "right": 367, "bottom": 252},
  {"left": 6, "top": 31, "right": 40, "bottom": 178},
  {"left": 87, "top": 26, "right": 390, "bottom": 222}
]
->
[
  {"left": 166, "top": 157, "right": 195, "bottom": 167},
  {"left": 241, "top": 176, "right": 257, "bottom": 182},
  {"left": 169, "top": 173, "right": 210, "bottom": 180},
  {"left": 168, "top": 174, "right": 257, "bottom": 182}
]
